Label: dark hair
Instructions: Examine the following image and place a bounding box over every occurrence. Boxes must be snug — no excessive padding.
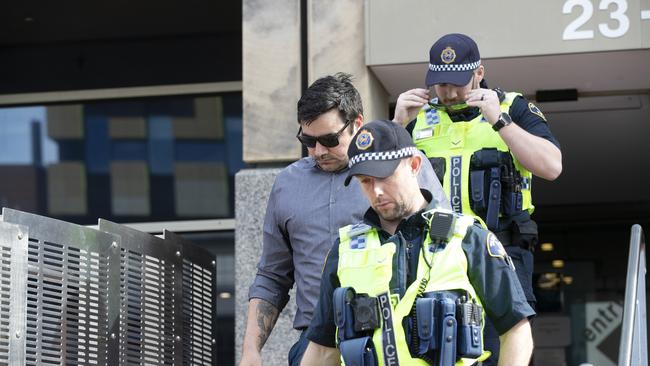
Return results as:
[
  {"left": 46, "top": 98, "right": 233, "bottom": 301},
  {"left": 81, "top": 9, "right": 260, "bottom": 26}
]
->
[{"left": 297, "top": 72, "right": 363, "bottom": 126}]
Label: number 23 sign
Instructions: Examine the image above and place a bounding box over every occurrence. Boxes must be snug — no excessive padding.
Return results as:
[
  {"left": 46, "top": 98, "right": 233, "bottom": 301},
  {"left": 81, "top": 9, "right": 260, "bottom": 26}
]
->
[{"left": 563, "top": 0, "right": 650, "bottom": 40}]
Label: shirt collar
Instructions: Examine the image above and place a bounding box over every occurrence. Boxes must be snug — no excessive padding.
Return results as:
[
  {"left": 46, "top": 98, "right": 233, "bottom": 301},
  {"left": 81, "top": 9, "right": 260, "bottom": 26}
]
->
[{"left": 307, "top": 156, "right": 350, "bottom": 174}]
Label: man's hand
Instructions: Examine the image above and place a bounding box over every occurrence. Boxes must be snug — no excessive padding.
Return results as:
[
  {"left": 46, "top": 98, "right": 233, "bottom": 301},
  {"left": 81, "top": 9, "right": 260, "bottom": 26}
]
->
[
  {"left": 465, "top": 88, "right": 501, "bottom": 124},
  {"left": 393, "top": 88, "right": 430, "bottom": 126},
  {"left": 239, "top": 298, "right": 280, "bottom": 366}
]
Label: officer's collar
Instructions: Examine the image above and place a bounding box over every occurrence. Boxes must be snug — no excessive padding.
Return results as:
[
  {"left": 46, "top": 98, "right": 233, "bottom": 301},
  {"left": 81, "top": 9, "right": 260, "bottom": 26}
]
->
[
  {"left": 363, "top": 189, "right": 435, "bottom": 230},
  {"left": 448, "top": 107, "right": 481, "bottom": 122}
]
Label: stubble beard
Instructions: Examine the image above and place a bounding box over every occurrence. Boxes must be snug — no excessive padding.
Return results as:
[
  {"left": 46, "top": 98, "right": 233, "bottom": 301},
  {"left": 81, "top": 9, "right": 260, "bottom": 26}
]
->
[{"left": 376, "top": 200, "right": 408, "bottom": 223}]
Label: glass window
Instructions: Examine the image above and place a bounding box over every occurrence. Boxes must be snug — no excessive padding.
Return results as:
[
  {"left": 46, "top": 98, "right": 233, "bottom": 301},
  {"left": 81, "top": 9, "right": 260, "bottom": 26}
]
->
[{"left": 0, "top": 93, "right": 246, "bottom": 225}]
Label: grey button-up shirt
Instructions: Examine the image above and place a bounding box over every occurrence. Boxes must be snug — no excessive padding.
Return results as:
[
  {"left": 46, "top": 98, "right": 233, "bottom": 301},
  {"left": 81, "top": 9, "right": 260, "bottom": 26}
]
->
[{"left": 248, "top": 153, "right": 449, "bottom": 329}]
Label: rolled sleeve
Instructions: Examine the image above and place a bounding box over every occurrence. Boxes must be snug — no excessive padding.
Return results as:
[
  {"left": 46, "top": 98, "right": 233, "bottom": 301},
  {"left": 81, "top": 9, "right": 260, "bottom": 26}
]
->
[
  {"left": 462, "top": 225, "right": 535, "bottom": 335},
  {"left": 306, "top": 241, "right": 340, "bottom": 348},
  {"left": 247, "top": 182, "right": 295, "bottom": 311}
]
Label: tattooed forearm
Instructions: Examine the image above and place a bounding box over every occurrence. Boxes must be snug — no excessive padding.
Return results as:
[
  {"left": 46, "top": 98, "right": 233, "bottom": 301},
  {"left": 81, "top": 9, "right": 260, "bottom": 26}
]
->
[{"left": 255, "top": 300, "right": 279, "bottom": 350}]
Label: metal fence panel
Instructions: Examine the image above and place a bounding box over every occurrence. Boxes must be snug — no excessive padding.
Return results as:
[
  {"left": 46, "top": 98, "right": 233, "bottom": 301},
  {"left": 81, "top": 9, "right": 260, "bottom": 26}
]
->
[
  {"left": 0, "top": 209, "right": 217, "bottom": 366},
  {"left": 98, "top": 219, "right": 182, "bottom": 366},
  {"left": 1, "top": 208, "right": 120, "bottom": 366},
  {"left": 163, "top": 230, "right": 216, "bottom": 366},
  {"left": 0, "top": 221, "right": 28, "bottom": 366}
]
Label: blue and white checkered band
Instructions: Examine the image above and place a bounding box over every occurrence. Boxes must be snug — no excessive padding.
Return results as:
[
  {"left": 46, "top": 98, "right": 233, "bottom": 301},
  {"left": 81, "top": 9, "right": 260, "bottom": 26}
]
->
[
  {"left": 521, "top": 177, "right": 531, "bottom": 190},
  {"left": 440, "top": 47, "right": 456, "bottom": 64},
  {"left": 425, "top": 107, "right": 439, "bottom": 126},
  {"left": 428, "top": 60, "right": 481, "bottom": 72},
  {"left": 348, "top": 146, "right": 418, "bottom": 168},
  {"left": 350, "top": 235, "right": 367, "bottom": 250},
  {"left": 355, "top": 130, "right": 374, "bottom": 150}
]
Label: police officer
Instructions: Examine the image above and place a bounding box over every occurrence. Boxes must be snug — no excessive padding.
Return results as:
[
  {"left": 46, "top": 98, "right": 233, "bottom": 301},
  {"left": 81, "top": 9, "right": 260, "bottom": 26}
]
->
[
  {"left": 393, "top": 33, "right": 562, "bottom": 364},
  {"left": 300, "top": 120, "right": 534, "bottom": 366}
]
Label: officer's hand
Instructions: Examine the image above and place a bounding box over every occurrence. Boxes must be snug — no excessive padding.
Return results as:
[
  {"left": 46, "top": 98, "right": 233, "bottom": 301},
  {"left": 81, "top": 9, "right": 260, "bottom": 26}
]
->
[
  {"left": 393, "top": 88, "right": 429, "bottom": 126},
  {"left": 465, "top": 88, "right": 501, "bottom": 125}
]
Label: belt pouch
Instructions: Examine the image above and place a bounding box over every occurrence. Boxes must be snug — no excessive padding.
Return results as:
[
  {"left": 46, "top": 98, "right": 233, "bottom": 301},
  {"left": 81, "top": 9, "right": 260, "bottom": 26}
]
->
[
  {"left": 457, "top": 301, "right": 482, "bottom": 358},
  {"left": 334, "top": 287, "right": 357, "bottom": 341},
  {"left": 436, "top": 298, "right": 457, "bottom": 366},
  {"left": 416, "top": 297, "right": 438, "bottom": 356},
  {"left": 470, "top": 170, "right": 486, "bottom": 213},
  {"left": 339, "top": 336, "right": 378, "bottom": 366}
]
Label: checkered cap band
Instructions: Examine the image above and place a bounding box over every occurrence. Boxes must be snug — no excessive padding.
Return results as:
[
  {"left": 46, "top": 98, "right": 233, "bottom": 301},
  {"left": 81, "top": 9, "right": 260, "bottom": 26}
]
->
[
  {"left": 348, "top": 146, "right": 418, "bottom": 168},
  {"left": 429, "top": 60, "right": 481, "bottom": 72}
]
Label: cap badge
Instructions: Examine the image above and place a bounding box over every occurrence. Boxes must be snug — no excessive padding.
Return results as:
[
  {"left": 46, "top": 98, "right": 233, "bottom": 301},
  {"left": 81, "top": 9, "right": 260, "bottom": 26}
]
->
[
  {"left": 355, "top": 130, "right": 374, "bottom": 150},
  {"left": 440, "top": 47, "right": 456, "bottom": 64}
]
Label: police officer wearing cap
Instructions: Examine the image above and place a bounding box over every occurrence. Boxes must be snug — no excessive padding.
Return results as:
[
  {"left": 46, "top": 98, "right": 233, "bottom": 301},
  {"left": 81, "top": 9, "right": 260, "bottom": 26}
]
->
[
  {"left": 393, "top": 33, "right": 562, "bottom": 365},
  {"left": 300, "top": 120, "right": 535, "bottom": 366}
]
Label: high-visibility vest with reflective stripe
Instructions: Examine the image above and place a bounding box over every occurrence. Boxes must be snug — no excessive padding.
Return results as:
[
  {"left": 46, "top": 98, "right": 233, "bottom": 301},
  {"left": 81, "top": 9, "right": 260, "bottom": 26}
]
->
[
  {"left": 336, "top": 209, "right": 488, "bottom": 365},
  {"left": 411, "top": 93, "right": 534, "bottom": 219}
]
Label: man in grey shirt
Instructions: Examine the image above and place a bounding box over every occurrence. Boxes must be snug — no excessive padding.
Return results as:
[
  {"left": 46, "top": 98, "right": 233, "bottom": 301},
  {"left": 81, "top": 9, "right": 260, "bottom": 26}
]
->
[{"left": 239, "top": 73, "right": 449, "bottom": 366}]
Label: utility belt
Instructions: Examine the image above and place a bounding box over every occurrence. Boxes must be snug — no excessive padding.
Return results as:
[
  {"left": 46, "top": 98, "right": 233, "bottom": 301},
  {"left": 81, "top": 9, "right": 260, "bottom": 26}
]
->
[
  {"left": 334, "top": 288, "right": 483, "bottom": 366},
  {"left": 469, "top": 148, "right": 527, "bottom": 231}
]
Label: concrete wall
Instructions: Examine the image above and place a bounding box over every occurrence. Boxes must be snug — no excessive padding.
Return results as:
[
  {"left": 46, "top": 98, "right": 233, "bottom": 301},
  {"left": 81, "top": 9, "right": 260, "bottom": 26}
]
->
[{"left": 366, "top": 0, "right": 650, "bottom": 65}]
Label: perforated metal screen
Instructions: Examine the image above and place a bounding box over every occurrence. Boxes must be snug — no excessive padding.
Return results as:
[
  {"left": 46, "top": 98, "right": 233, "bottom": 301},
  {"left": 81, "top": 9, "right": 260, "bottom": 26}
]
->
[
  {"left": 2, "top": 209, "right": 118, "bottom": 366},
  {"left": 165, "top": 230, "right": 216, "bottom": 366},
  {"left": 119, "top": 250, "right": 176, "bottom": 365},
  {"left": 0, "top": 209, "right": 216, "bottom": 366}
]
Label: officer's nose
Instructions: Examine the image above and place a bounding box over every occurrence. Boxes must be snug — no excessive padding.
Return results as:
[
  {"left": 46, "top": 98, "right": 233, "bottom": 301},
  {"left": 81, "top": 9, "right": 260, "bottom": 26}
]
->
[
  {"left": 442, "top": 87, "right": 457, "bottom": 103},
  {"left": 373, "top": 182, "right": 384, "bottom": 197}
]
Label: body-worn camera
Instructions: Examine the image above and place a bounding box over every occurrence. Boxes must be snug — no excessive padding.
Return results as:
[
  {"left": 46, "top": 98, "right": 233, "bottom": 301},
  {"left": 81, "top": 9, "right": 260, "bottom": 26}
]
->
[{"left": 353, "top": 295, "right": 381, "bottom": 332}]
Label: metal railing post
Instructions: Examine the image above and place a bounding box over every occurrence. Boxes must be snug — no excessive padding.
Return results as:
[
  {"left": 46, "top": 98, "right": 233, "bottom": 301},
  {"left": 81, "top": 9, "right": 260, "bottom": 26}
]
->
[{"left": 618, "top": 224, "right": 647, "bottom": 366}]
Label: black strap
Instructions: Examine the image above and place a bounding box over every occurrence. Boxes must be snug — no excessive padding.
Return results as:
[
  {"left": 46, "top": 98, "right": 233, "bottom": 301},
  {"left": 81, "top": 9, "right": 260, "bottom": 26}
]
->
[{"left": 485, "top": 167, "right": 501, "bottom": 230}]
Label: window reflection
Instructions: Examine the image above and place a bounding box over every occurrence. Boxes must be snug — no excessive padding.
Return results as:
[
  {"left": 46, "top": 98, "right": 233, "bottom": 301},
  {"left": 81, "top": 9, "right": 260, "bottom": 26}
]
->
[{"left": 0, "top": 93, "right": 246, "bottom": 224}]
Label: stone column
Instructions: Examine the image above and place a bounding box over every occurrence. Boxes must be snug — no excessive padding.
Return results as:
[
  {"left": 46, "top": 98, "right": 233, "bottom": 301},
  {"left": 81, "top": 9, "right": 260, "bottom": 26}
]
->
[
  {"left": 243, "top": 0, "right": 302, "bottom": 163},
  {"left": 235, "top": 168, "right": 298, "bottom": 366},
  {"left": 308, "top": 0, "right": 389, "bottom": 123}
]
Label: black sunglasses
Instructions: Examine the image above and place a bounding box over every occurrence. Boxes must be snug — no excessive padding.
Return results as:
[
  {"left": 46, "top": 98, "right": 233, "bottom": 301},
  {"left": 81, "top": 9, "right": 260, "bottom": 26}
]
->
[{"left": 296, "top": 119, "right": 353, "bottom": 148}]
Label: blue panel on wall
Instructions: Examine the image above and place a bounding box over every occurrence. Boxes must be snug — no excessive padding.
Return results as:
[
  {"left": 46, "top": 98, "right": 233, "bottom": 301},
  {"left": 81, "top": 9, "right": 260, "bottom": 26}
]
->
[
  {"left": 148, "top": 116, "right": 174, "bottom": 174},
  {"left": 85, "top": 115, "right": 110, "bottom": 174}
]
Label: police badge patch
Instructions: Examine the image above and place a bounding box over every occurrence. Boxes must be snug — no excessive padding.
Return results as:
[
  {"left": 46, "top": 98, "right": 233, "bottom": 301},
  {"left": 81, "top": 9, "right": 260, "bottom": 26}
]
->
[
  {"left": 440, "top": 47, "right": 456, "bottom": 64},
  {"left": 486, "top": 233, "right": 506, "bottom": 258},
  {"left": 528, "top": 103, "right": 547, "bottom": 121},
  {"left": 356, "top": 130, "right": 374, "bottom": 150}
]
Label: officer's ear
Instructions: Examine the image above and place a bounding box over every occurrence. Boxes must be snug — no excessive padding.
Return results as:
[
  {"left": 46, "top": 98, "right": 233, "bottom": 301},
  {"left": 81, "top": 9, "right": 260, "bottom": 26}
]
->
[
  {"left": 408, "top": 154, "right": 422, "bottom": 176},
  {"left": 474, "top": 65, "right": 485, "bottom": 86}
]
